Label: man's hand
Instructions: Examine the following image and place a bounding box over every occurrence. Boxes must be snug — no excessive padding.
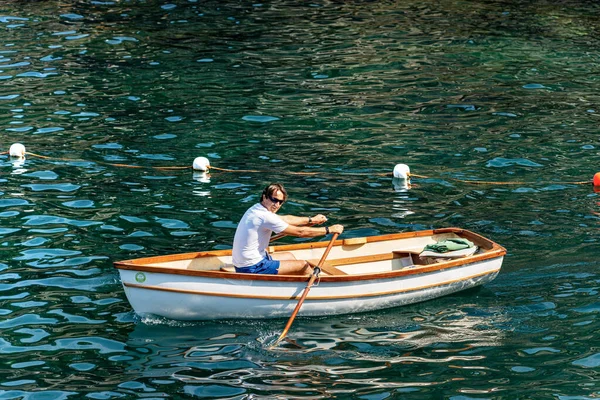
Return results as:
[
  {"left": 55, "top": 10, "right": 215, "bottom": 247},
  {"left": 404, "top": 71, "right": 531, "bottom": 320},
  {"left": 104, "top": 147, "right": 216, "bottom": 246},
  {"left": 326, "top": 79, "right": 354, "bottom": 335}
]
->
[
  {"left": 329, "top": 224, "right": 344, "bottom": 235},
  {"left": 311, "top": 214, "right": 327, "bottom": 224}
]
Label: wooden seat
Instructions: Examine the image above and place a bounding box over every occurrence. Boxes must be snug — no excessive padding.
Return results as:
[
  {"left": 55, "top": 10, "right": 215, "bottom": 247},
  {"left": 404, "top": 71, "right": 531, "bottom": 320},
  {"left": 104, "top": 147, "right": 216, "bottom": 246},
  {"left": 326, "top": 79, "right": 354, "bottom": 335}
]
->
[
  {"left": 309, "top": 252, "right": 419, "bottom": 275},
  {"left": 306, "top": 259, "right": 348, "bottom": 275},
  {"left": 393, "top": 249, "right": 423, "bottom": 256}
]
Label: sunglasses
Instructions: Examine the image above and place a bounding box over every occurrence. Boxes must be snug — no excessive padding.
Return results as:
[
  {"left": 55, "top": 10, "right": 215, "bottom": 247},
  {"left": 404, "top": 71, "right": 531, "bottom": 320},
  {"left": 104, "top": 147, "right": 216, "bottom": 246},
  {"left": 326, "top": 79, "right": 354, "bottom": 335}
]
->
[{"left": 268, "top": 195, "right": 285, "bottom": 205}]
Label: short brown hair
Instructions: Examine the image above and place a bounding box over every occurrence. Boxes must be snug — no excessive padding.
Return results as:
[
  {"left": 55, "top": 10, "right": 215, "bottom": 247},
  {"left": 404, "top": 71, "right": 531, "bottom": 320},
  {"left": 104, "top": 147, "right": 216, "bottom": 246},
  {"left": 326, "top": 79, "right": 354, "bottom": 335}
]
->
[{"left": 261, "top": 183, "right": 287, "bottom": 202}]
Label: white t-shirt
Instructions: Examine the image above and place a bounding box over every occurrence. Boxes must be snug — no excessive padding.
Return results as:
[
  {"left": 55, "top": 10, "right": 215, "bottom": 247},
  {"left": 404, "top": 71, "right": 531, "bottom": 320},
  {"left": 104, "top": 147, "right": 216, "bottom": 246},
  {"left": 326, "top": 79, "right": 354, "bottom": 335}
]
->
[{"left": 232, "top": 203, "right": 289, "bottom": 267}]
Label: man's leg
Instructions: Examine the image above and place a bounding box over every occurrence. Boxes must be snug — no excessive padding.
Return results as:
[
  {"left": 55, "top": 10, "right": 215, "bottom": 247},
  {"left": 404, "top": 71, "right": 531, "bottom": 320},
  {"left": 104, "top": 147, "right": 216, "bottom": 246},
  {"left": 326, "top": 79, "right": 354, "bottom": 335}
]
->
[
  {"left": 277, "top": 259, "right": 313, "bottom": 275},
  {"left": 271, "top": 252, "right": 297, "bottom": 261}
]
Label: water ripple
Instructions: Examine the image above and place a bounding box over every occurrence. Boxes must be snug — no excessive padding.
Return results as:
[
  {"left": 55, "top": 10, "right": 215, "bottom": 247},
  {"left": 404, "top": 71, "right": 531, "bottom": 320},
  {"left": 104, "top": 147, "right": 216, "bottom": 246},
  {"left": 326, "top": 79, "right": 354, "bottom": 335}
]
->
[
  {"left": 21, "top": 183, "right": 80, "bottom": 192},
  {"left": 22, "top": 215, "right": 102, "bottom": 227},
  {"left": 0, "top": 336, "right": 126, "bottom": 355},
  {"left": 0, "top": 276, "right": 110, "bottom": 292}
]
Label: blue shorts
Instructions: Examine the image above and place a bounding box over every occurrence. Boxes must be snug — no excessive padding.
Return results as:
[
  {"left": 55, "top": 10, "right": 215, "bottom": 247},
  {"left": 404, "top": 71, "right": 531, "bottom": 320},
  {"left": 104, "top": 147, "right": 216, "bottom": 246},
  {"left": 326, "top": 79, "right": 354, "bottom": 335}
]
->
[{"left": 235, "top": 253, "right": 280, "bottom": 275}]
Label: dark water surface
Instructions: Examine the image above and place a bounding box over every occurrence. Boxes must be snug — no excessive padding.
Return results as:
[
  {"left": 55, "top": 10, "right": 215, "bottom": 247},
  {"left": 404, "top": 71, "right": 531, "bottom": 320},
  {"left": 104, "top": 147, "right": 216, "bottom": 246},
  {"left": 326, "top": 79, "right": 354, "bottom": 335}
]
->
[{"left": 1, "top": 0, "right": 600, "bottom": 398}]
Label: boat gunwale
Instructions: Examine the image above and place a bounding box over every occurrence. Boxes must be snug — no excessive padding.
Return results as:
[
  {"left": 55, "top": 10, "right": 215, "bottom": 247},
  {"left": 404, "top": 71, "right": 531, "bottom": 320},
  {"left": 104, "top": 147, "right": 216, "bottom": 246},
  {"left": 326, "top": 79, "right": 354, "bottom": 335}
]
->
[{"left": 113, "top": 228, "right": 506, "bottom": 283}]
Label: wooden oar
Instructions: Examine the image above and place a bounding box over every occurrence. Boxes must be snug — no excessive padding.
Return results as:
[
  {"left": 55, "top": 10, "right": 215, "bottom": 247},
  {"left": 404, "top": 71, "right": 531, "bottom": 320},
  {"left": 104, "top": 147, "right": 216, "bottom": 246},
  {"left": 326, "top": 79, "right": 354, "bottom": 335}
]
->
[{"left": 271, "top": 232, "right": 339, "bottom": 348}]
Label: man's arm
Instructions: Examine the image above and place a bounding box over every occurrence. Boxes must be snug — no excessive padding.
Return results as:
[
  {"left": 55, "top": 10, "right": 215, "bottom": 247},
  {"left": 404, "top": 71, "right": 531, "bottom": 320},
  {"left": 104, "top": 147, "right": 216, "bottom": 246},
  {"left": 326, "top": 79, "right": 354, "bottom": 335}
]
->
[
  {"left": 280, "top": 213, "right": 327, "bottom": 226},
  {"left": 281, "top": 223, "right": 344, "bottom": 238}
]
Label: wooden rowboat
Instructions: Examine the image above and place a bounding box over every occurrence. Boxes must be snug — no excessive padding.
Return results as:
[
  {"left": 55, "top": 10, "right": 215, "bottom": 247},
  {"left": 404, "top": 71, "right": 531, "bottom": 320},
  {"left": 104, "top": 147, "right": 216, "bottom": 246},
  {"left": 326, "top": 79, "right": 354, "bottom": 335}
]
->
[{"left": 114, "top": 228, "right": 506, "bottom": 320}]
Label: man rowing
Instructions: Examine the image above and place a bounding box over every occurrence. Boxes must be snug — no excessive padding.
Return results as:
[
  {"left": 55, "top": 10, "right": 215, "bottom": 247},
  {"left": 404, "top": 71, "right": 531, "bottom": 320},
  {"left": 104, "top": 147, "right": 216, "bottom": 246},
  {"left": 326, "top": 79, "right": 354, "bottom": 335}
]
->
[{"left": 232, "top": 183, "right": 344, "bottom": 275}]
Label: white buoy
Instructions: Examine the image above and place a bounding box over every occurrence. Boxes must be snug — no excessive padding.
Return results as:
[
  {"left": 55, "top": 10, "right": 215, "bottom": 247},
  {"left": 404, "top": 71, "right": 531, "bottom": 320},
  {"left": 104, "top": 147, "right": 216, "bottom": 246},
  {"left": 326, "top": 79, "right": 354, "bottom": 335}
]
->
[
  {"left": 393, "top": 164, "right": 410, "bottom": 180},
  {"left": 192, "top": 156, "right": 210, "bottom": 171},
  {"left": 9, "top": 143, "right": 26, "bottom": 158}
]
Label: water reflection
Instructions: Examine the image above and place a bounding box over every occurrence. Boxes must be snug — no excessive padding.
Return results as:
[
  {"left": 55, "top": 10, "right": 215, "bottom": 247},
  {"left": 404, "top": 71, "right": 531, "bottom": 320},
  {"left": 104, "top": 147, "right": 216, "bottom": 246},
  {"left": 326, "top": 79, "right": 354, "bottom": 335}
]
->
[
  {"left": 274, "top": 306, "right": 505, "bottom": 353},
  {"left": 192, "top": 172, "right": 212, "bottom": 197},
  {"left": 192, "top": 171, "right": 210, "bottom": 184},
  {"left": 122, "top": 306, "right": 505, "bottom": 397},
  {"left": 392, "top": 177, "right": 410, "bottom": 192},
  {"left": 11, "top": 159, "right": 26, "bottom": 175},
  {"left": 392, "top": 177, "right": 415, "bottom": 219}
]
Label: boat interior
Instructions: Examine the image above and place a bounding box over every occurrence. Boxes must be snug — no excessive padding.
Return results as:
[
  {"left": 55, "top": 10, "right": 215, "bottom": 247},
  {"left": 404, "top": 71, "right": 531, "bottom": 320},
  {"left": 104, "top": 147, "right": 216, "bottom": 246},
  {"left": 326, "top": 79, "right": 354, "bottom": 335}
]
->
[{"left": 137, "top": 230, "right": 494, "bottom": 277}]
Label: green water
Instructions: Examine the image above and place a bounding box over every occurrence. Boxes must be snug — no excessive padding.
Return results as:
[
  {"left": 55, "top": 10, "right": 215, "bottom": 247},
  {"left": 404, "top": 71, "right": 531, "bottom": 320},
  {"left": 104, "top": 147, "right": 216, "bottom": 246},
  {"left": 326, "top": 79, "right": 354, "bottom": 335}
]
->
[{"left": 1, "top": 0, "right": 600, "bottom": 398}]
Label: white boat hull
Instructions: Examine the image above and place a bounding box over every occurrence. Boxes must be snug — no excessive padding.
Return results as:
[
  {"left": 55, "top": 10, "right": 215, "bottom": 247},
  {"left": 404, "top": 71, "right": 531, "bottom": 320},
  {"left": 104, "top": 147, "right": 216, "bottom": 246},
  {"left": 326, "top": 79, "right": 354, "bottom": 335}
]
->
[
  {"left": 120, "top": 263, "right": 500, "bottom": 320},
  {"left": 115, "top": 228, "right": 505, "bottom": 320}
]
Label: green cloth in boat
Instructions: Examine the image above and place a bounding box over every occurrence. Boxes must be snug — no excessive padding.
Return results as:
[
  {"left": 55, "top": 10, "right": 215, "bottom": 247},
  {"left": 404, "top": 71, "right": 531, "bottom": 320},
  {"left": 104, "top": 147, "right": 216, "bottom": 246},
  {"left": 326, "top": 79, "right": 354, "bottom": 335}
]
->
[{"left": 423, "top": 238, "right": 474, "bottom": 253}]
